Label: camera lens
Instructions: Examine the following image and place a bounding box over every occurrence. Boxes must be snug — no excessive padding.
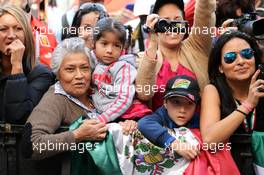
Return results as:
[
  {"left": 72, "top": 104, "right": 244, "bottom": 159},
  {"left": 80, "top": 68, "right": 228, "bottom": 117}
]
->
[
  {"left": 252, "top": 18, "right": 264, "bottom": 39},
  {"left": 154, "top": 19, "right": 170, "bottom": 33}
]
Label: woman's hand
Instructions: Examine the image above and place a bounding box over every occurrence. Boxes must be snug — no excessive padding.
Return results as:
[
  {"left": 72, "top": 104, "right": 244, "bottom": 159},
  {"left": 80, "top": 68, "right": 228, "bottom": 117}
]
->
[
  {"left": 5, "top": 39, "right": 25, "bottom": 74},
  {"left": 144, "top": 14, "right": 159, "bottom": 60},
  {"left": 145, "top": 14, "right": 159, "bottom": 32},
  {"left": 245, "top": 70, "right": 264, "bottom": 108},
  {"left": 145, "top": 14, "right": 159, "bottom": 43},
  {"left": 73, "top": 119, "right": 108, "bottom": 142},
  {"left": 119, "top": 120, "right": 137, "bottom": 135},
  {"left": 220, "top": 19, "right": 238, "bottom": 35}
]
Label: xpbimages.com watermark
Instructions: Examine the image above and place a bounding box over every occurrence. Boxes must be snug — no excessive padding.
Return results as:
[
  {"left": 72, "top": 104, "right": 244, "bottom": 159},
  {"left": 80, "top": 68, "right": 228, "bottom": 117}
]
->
[
  {"left": 33, "top": 26, "right": 99, "bottom": 38},
  {"left": 32, "top": 140, "right": 99, "bottom": 154},
  {"left": 169, "top": 142, "right": 232, "bottom": 154},
  {"left": 34, "top": 26, "right": 228, "bottom": 39},
  {"left": 161, "top": 26, "right": 229, "bottom": 38},
  {"left": 97, "top": 84, "right": 166, "bottom": 96}
]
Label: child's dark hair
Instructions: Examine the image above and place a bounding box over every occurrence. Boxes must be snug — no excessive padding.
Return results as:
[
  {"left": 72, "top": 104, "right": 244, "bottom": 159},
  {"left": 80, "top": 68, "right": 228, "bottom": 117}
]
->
[{"left": 93, "top": 17, "right": 127, "bottom": 47}]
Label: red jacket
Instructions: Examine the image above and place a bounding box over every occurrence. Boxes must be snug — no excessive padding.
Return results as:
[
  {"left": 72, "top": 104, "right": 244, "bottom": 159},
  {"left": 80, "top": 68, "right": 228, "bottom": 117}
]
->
[{"left": 31, "top": 17, "right": 57, "bottom": 67}]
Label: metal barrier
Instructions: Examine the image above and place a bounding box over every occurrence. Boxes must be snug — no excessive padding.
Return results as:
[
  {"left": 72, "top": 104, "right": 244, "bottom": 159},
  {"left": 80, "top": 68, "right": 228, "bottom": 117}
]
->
[
  {"left": 0, "top": 124, "right": 25, "bottom": 175},
  {"left": 230, "top": 133, "right": 254, "bottom": 175},
  {"left": 0, "top": 123, "right": 70, "bottom": 175},
  {"left": 0, "top": 124, "right": 255, "bottom": 175}
]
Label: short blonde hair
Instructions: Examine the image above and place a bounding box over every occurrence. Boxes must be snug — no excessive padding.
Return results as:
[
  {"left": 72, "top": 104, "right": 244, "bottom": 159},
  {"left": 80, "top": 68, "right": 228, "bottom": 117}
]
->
[{"left": 0, "top": 5, "right": 35, "bottom": 71}]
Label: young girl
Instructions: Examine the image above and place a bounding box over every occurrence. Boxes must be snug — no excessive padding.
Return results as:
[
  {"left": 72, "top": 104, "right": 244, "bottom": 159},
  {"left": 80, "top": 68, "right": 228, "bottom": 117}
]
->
[{"left": 91, "top": 17, "right": 151, "bottom": 123}]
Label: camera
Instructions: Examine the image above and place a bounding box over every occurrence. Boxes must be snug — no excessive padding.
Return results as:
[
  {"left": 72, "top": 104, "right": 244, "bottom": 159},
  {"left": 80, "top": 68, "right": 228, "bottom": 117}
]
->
[
  {"left": 142, "top": 19, "right": 188, "bottom": 34},
  {"left": 257, "top": 64, "right": 264, "bottom": 92},
  {"left": 258, "top": 64, "right": 264, "bottom": 80},
  {"left": 154, "top": 19, "right": 188, "bottom": 33},
  {"left": 141, "top": 18, "right": 187, "bottom": 33},
  {"left": 233, "top": 13, "right": 264, "bottom": 40}
]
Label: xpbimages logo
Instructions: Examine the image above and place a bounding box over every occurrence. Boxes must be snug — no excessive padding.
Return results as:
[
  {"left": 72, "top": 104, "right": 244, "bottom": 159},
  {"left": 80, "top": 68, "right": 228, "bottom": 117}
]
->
[
  {"left": 32, "top": 140, "right": 99, "bottom": 154},
  {"left": 169, "top": 142, "right": 232, "bottom": 154}
]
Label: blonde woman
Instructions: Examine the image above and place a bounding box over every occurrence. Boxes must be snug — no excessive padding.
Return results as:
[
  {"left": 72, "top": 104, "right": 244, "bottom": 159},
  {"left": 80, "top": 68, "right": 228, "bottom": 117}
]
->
[{"left": 0, "top": 5, "right": 54, "bottom": 124}]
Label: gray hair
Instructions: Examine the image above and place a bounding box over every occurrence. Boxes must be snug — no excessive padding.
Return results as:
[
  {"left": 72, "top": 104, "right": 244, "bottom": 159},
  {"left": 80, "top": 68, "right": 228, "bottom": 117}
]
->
[{"left": 51, "top": 37, "right": 93, "bottom": 75}]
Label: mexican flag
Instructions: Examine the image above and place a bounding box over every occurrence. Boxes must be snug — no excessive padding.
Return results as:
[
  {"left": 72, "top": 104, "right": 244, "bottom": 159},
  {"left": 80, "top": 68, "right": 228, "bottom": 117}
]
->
[
  {"left": 252, "top": 131, "right": 264, "bottom": 175},
  {"left": 109, "top": 125, "right": 240, "bottom": 175},
  {"left": 69, "top": 117, "right": 122, "bottom": 175}
]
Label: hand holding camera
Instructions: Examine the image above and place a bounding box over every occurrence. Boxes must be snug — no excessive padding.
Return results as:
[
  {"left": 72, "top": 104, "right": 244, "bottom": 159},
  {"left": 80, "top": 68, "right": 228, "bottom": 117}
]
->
[
  {"left": 245, "top": 68, "right": 264, "bottom": 109},
  {"left": 144, "top": 14, "right": 159, "bottom": 33},
  {"left": 258, "top": 64, "right": 264, "bottom": 80},
  {"left": 257, "top": 64, "right": 264, "bottom": 93},
  {"left": 226, "top": 13, "right": 264, "bottom": 40},
  {"left": 143, "top": 14, "right": 188, "bottom": 34},
  {"left": 144, "top": 14, "right": 159, "bottom": 47}
]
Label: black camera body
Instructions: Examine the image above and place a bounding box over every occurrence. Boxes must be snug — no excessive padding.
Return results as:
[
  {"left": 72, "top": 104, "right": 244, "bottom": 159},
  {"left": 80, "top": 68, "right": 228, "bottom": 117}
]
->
[
  {"left": 153, "top": 19, "right": 188, "bottom": 33},
  {"left": 233, "top": 13, "right": 264, "bottom": 40},
  {"left": 258, "top": 64, "right": 264, "bottom": 80}
]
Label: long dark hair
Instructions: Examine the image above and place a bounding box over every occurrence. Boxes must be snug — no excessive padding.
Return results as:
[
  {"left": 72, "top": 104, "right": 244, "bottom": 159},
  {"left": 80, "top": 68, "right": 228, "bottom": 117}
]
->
[{"left": 208, "top": 31, "right": 263, "bottom": 117}]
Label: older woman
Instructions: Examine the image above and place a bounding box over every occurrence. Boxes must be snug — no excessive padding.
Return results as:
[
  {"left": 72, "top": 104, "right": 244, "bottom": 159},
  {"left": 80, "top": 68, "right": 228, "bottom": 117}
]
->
[
  {"left": 22, "top": 37, "right": 107, "bottom": 159},
  {"left": 135, "top": 0, "right": 216, "bottom": 110},
  {"left": 21, "top": 37, "right": 136, "bottom": 174},
  {"left": 200, "top": 31, "right": 264, "bottom": 175},
  {"left": 0, "top": 5, "right": 54, "bottom": 124}
]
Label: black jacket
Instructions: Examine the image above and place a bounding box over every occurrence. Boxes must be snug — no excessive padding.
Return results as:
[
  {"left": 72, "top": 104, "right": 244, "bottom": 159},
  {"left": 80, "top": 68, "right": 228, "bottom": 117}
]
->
[{"left": 0, "top": 64, "right": 55, "bottom": 124}]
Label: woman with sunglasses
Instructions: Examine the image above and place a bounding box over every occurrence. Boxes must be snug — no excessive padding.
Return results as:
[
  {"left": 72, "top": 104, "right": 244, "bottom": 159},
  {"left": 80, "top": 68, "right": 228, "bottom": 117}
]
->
[{"left": 200, "top": 31, "right": 264, "bottom": 175}]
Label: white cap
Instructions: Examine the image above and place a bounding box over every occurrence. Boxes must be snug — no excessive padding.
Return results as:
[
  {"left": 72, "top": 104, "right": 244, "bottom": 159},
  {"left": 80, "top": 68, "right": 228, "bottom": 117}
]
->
[{"left": 133, "top": 0, "right": 156, "bottom": 16}]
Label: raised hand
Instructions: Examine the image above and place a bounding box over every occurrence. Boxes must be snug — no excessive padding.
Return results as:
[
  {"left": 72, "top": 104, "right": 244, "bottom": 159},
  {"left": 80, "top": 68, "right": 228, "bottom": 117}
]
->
[{"left": 244, "top": 70, "right": 264, "bottom": 108}]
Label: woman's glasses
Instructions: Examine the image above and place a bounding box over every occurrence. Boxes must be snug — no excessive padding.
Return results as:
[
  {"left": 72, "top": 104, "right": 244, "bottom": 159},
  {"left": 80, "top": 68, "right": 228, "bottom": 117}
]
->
[{"left": 224, "top": 48, "right": 254, "bottom": 64}]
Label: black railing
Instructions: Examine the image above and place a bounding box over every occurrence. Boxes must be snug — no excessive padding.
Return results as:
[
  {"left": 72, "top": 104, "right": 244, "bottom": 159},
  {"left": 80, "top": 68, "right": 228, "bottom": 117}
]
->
[{"left": 0, "top": 124, "right": 254, "bottom": 175}]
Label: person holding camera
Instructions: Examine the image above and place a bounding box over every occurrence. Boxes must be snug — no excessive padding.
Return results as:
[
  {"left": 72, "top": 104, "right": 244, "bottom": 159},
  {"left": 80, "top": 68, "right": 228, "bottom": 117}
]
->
[
  {"left": 216, "top": 0, "right": 255, "bottom": 28},
  {"left": 135, "top": 0, "right": 216, "bottom": 111},
  {"left": 200, "top": 31, "right": 264, "bottom": 175},
  {"left": 216, "top": 0, "right": 264, "bottom": 40}
]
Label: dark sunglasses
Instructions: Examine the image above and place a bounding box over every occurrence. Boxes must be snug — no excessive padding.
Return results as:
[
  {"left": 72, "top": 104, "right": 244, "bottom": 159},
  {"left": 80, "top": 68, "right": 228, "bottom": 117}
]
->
[{"left": 223, "top": 48, "right": 255, "bottom": 64}]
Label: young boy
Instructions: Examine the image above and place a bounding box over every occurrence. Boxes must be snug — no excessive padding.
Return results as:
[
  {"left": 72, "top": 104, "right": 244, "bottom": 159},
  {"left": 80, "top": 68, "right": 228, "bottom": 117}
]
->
[{"left": 138, "top": 75, "right": 201, "bottom": 160}]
